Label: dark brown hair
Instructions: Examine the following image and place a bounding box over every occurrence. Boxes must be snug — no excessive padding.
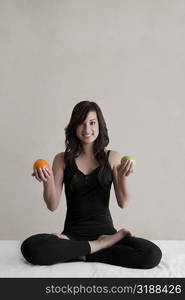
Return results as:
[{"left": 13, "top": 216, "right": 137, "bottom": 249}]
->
[{"left": 64, "top": 101, "right": 112, "bottom": 190}]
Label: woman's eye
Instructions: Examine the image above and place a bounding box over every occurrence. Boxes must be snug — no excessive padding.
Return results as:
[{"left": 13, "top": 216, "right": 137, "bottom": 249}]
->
[{"left": 90, "top": 122, "right": 95, "bottom": 125}]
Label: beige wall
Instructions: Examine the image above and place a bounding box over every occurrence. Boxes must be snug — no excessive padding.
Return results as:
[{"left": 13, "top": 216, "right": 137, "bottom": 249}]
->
[{"left": 0, "top": 0, "right": 185, "bottom": 240}]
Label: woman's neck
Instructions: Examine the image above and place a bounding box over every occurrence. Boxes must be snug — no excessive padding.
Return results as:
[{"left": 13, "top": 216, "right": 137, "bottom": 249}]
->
[
  {"left": 79, "top": 145, "right": 106, "bottom": 158},
  {"left": 81, "top": 143, "right": 94, "bottom": 157}
]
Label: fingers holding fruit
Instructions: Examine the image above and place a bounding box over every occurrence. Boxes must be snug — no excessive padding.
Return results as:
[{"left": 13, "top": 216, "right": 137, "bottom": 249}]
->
[
  {"left": 125, "top": 161, "right": 134, "bottom": 176},
  {"left": 32, "top": 168, "right": 41, "bottom": 182},
  {"left": 32, "top": 159, "right": 52, "bottom": 183},
  {"left": 118, "top": 155, "right": 136, "bottom": 177},
  {"left": 118, "top": 160, "right": 134, "bottom": 177},
  {"left": 35, "top": 167, "right": 51, "bottom": 182}
]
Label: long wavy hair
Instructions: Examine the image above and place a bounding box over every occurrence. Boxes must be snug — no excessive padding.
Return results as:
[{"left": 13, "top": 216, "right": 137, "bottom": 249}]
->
[{"left": 64, "top": 101, "right": 112, "bottom": 190}]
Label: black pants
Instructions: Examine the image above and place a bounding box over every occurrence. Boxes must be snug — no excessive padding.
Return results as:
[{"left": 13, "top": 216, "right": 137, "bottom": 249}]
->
[{"left": 21, "top": 233, "right": 162, "bottom": 269}]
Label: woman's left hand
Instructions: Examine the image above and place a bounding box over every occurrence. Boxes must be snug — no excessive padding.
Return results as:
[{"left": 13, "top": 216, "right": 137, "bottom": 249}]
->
[{"left": 117, "top": 160, "right": 134, "bottom": 177}]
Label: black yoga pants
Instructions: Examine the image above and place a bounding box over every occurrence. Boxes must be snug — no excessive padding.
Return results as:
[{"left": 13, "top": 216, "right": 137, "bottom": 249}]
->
[{"left": 21, "top": 233, "right": 162, "bottom": 269}]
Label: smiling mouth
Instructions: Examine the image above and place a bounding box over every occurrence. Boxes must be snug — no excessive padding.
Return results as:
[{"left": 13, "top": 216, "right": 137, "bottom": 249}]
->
[{"left": 82, "top": 134, "right": 92, "bottom": 138}]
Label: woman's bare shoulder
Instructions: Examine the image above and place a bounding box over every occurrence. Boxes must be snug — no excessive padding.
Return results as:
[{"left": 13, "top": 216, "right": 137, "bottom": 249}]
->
[
  {"left": 53, "top": 152, "right": 66, "bottom": 170},
  {"left": 107, "top": 150, "right": 122, "bottom": 169}
]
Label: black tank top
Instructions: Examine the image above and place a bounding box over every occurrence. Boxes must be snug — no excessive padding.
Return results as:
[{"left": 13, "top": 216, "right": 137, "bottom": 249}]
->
[{"left": 61, "top": 150, "right": 117, "bottom": 241}]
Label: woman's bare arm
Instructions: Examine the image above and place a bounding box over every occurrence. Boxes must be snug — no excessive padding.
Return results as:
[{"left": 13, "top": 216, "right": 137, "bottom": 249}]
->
[
  {"left": 111, "top": 151, "right": 133, "bottom": 208},
  {"left": 43, "top": 152, "right": 65, "bottom": 211}
]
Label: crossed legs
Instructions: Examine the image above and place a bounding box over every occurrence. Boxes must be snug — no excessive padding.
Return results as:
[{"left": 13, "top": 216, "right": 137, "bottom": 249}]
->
[{"left": 21, "top": 229, "right": 162, "bottom": 269}]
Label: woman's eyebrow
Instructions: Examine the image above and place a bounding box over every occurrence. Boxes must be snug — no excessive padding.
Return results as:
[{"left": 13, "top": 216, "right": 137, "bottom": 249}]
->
[{"left": 82, "top": 118, "right": 97, "bottom": 124}]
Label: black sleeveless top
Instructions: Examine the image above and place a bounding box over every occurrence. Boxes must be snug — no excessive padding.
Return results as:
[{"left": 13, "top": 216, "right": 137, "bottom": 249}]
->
[{"left": 61, "top": 150, "right": 117, "bottom": 241}]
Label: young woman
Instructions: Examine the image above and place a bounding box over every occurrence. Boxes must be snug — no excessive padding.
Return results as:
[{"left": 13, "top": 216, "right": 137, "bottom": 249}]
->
[{"left": 21, "top": 101, "right": 162, "bottom": 268}]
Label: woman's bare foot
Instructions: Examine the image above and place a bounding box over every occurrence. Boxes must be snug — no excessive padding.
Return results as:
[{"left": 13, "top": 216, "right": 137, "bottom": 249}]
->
[
  {"left": 89, "top": 228, "right": 134, "bottom": 254},
  {"left": 97, "top": 228, "right": 133, "bottom": 246},
  {"left": 51, "top": 233, "right": 86, "bottom": 261},
  {"left": 51, "top": 233, "right": 70, "bottom": 240}
]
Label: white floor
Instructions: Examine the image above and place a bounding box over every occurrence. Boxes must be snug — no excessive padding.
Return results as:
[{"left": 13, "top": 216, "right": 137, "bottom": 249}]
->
[{"left": 0, "top": 240, "right": 185, "bottom": 277}]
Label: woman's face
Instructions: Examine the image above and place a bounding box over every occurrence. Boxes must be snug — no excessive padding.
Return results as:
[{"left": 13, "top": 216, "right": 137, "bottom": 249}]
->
[{"left": 76, "top": 110, "right": 99, "bottom": 144}]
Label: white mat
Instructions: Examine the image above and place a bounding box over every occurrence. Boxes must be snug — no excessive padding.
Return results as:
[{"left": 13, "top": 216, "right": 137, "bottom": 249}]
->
[{"left": 0, "top": 240, "right": 185, "bottom": 277}]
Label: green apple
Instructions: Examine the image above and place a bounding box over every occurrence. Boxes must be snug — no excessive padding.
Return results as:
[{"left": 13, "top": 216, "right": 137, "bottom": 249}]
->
[{"left": 121, "top": 155, "right": 136, "bottom": 166}]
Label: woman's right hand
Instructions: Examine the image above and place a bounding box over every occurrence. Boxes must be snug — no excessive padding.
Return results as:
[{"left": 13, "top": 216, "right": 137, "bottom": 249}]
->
[{"left": 32, "top": 167, "right": 52, "bottom": 183}]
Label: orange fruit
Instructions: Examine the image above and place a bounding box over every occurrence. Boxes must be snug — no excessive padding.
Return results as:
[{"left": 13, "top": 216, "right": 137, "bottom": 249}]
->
[{"left": 33, "top": 159, "right": 50, "bottom": 171}]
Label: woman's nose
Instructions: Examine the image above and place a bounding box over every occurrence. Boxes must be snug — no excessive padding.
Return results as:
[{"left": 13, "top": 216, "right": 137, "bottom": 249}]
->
[{"left": 83, "top": 124, "right": 90, "bottom": 132}]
